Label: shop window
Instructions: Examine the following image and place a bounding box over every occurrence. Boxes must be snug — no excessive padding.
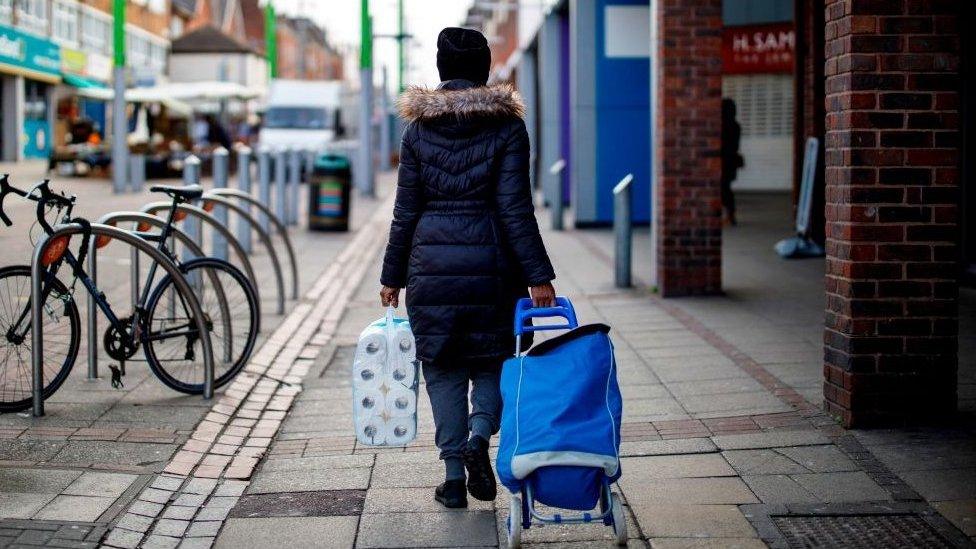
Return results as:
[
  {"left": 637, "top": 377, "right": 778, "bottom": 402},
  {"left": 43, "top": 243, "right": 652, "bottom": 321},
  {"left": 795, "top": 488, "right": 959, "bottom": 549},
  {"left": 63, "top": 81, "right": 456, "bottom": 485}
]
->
[
  {"left": 0, "top": 0, "right": 12, "bottom": 25},
  {"left": 722, "top": 73, "right": 794, "bottom": 191},
  {"left": 149, "top": 42, "right": 166, "bottom": 73},
  {"left": 52, "top": 0, "right": 79, "bottom": 46},
  {"left": 17, "top": 0, "right": 49, "bottom": 37},
  {"left": 169, "top": 15, "right": 184, "bottom": 38},
  {"left": 82, "top": 8, "right": 111, "bottom": 55},
  {"left": 126, "top": 33, "right": 150, "bottom": 69}
]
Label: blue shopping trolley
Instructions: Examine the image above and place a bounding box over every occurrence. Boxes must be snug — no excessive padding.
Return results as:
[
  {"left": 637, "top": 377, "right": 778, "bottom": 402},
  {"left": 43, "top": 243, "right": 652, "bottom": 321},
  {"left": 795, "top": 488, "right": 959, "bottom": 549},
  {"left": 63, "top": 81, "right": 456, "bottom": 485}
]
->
[{"left": 497, "top": 297, "right": 626, "bottom": 547}]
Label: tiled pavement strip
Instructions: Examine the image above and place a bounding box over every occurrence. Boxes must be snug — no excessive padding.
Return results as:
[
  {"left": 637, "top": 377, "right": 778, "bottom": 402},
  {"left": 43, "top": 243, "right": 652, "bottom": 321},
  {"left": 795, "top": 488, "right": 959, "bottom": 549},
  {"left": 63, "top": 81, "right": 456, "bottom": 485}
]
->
[{"left": 98, "top": 189, "right": 394, "bottom": 548}]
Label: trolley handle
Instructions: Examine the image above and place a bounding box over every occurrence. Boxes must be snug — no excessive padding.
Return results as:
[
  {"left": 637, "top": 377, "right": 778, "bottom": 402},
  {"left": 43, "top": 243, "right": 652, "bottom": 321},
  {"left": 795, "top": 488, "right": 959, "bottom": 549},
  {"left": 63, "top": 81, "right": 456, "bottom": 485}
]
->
[{"left": 513, "top": 296, "right": 578, "bottom": 336}]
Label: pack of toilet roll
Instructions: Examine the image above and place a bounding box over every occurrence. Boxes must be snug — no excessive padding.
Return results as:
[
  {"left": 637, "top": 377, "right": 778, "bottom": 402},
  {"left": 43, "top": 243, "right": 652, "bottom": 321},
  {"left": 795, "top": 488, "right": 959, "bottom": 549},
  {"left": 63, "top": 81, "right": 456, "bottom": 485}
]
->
[{"left": 352, "top": 307, "right": 420, "bottom": 446}]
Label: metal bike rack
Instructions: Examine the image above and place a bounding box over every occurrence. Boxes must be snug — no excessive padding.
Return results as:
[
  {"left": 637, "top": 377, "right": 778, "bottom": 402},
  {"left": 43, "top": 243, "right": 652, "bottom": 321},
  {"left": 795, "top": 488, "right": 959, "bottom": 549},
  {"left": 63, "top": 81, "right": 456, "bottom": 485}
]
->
[
  {"left": 87, "top": 212, "right": 231, "bottom": 379},
  {"left": 139, "top": 202, "right": 259, "bottom": 296},
  {"left": 200, "top": 192, "right": 287, "bottom": 314},
  {"left": 209, "top": 188, "right": 299, "bottom": 300},
  {"left": 31, "top": 223, "right": 216, "bottom": 417}
]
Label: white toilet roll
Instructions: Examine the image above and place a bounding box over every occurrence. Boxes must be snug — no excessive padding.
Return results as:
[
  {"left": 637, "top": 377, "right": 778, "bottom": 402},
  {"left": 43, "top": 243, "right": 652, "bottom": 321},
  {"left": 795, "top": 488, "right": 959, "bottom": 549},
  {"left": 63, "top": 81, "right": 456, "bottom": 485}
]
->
[
  {"left": 356, "top": 417, "right": 387, "bottom": 446},
  {"left": 355, "top": 330, "right": 387, "bottom": 362},
  {"left": 352, "top": 359, "right": 384, "bottom": 390},
  {"left": 354, "top": 388, "right": 384, "bottom": 418},
  {"left": 385, "top": 387, "right": 417, "bottom": 417},
  {"left": 391, "top": 326, "right": 415, "bottom": 357},
  {"left": 384, "top": 417, "right": 416, "bottom": 446},
  {"left": 387, "top": 356, "right": 418, "bottom": 388}
]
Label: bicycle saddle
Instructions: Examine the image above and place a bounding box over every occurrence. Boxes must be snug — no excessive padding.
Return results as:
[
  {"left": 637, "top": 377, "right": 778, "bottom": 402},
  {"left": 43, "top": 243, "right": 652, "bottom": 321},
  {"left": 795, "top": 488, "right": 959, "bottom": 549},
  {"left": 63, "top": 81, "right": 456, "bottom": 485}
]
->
[{"left": 150, "top": 185, "right": 203, "bottom": 202}]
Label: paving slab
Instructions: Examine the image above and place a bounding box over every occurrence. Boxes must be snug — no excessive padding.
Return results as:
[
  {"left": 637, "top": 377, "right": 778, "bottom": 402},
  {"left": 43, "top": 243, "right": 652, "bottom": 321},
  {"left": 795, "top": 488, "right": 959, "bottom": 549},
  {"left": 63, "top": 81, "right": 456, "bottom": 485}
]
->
[
  {"left": 364, "top": 487, "right": 493, "bottom": 513},
  {"left": 774, "top": 445, "right": 858, "bottom": 473},
  {"left": 722, "top": 449, "right": 809, "bottom": 476},
  {"left": 628, "top": 504, "right": 757, "bottom": 538},
  {"left": 32, "top": 494, "right": 115, "bottom": 521},
  {"left": 648, "top": 538, "right": 767, "bottom": 548},
  {"left": 369, "top": 462, "right": 444, "bottom": 488},
  {"left": 711, "top": 430, "right": 829, "bottom": 451},
  {"left": 0, "top": 468, "right": 82, "bottom": 493},
  {"left": 620, "top": 438, "right": 718, "bottom": 457},
  {"left": 356, "top": 511, "right": 497, "bottom": 548},
  {"left": 246, "top": 467, "right": 371, "bottom": 494},
  {"left": 789, "top": 471, "right": 891, "bottom": 503},
  {"left": 260, "top": 454, "right": 375, "bottom": 472},
  {"left": 619, "top": 477, "right": 759, "bottom": 505},
  {"left": 62, "top": 471, "right": 139, "bottom": 498},
  {"left": 621, "top": 454, "right": 735, "bottom": 479},
  {"left": 930, "top": 499, "right": 976, "bottom": 536},
  {"left": 0, "top": 492, "right": 57, "bottom": 519},
  {"left": 898, "top": 468, "right": 976, "bottom": 501},
  {"left": 741, "top": 474, "right": 820, "bottom": 504},
  {"left": 215, "top": 516, "right": 358, "bottom": 549},
  {"left": 48, "top": 440, "right": 178, "bottom": 465}
]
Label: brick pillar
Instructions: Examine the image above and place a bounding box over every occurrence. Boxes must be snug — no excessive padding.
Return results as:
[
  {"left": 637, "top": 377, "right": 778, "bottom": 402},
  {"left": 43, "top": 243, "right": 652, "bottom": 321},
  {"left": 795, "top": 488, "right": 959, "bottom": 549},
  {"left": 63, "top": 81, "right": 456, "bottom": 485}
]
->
[
  {"left": 823, "top": 0, "right": 961, "bottom": 427},
  {"left": 654, "top": 0, "right": 723, "bottom": 297}
]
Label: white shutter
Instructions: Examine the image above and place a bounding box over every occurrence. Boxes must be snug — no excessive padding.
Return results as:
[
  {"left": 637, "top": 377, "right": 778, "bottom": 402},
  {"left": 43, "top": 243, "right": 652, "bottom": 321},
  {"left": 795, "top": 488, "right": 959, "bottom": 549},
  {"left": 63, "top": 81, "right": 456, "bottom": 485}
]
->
[{"left": 722, "top": 73, "right": 794, "bottom": 191}]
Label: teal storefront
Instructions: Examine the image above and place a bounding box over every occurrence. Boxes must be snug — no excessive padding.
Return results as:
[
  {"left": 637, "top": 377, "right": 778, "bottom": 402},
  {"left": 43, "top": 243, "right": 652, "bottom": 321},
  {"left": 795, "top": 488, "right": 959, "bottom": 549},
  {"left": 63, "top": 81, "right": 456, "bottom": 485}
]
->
[{"left": 0, "top": 24, "right": 61, "bottom": 159}]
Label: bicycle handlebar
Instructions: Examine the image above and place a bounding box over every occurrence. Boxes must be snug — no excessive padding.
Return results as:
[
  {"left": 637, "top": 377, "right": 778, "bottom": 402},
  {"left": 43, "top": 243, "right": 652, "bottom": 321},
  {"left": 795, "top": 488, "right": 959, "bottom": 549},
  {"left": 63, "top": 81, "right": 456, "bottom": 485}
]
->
[{"left": 0, "top": 175, "right": 75, "bottom": 231}]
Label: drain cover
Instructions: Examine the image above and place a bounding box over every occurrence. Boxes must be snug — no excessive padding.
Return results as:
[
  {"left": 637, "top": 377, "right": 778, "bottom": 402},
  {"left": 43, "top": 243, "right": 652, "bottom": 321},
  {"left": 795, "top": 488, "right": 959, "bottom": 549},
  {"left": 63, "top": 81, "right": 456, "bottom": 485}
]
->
[{"left": 773, "top": 514, "right": 954, "bottom": 549}]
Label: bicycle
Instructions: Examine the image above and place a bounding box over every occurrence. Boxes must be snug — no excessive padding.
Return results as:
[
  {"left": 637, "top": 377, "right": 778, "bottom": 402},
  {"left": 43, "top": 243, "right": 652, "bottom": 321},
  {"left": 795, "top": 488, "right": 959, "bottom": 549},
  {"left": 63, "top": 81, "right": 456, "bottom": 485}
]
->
[{"left": 0, "top": 177, "right": 259, "bottom": 413}]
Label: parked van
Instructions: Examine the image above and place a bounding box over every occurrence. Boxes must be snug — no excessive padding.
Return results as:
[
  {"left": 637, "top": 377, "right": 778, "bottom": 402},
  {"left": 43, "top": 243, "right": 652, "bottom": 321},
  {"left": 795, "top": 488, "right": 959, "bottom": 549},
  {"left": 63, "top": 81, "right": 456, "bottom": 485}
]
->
[{"left": 258, "top": 80, "right": 344, "bottom": 151}]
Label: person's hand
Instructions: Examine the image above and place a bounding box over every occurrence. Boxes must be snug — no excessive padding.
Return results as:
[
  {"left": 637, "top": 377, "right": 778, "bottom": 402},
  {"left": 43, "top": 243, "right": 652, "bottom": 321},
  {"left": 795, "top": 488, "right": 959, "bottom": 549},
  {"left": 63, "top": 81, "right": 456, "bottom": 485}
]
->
[
  {"left": 380, "top": 286, "right": 401, "bottom": 307},
  {"left": 529, "top": 282, "right": 556, "bottom": 308}
]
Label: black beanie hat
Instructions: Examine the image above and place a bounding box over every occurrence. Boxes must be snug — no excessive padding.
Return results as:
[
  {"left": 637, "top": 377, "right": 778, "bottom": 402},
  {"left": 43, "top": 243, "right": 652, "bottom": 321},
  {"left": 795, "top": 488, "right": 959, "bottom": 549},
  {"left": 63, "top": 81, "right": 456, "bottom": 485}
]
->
[{"left": 437, "top": 27, "right": 491, "bottom": 86}]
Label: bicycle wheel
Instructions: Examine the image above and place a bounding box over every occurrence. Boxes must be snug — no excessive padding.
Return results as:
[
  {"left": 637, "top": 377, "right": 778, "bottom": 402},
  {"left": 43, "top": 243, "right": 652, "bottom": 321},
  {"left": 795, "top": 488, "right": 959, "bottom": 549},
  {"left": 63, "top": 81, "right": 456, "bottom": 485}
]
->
[
  {"left": 143, "top": 257, "right": 259, "bottom": 394},
  {"left": 0, "top": 265, "right": 80, "bottom": 412}
]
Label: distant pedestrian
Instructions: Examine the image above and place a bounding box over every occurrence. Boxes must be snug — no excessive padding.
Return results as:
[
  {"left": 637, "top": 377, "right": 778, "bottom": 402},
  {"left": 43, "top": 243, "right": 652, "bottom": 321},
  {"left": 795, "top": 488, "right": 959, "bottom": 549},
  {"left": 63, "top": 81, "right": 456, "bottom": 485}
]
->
[
  {"left": 379, "top": 27, "right": 556, "bottom": 509},
  {"left": 721, "top": 98, "right": 744, "bottom": 226},
  {"left": 205, "top": 115, "right": 232, "bottom": 150}
]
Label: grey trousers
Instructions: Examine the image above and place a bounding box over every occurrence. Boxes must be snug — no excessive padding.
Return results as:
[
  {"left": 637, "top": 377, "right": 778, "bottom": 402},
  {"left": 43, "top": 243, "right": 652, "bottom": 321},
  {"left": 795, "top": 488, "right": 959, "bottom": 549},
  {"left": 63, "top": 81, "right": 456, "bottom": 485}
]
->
[{"left": 422, "top": 358, "right": 503, "bottom": 466}]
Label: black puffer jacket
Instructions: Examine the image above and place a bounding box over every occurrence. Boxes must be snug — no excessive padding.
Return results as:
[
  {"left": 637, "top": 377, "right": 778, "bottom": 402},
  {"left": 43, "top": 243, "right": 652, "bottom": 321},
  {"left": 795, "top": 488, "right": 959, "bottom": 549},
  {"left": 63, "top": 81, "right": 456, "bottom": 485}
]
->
[{"left": 381, "top": 79, "right": 556, "bottom": 365}]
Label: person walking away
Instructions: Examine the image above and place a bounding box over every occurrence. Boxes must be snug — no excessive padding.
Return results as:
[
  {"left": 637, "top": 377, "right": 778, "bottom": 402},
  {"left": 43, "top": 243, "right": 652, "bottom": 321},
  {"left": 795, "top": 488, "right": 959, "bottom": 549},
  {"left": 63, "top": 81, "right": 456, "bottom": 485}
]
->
[
  {"left": 721, "top": 98, "right": 744, "bottom": 226},
  {"left": 379, "top": 27, "right": 557, "bottom": 509}
]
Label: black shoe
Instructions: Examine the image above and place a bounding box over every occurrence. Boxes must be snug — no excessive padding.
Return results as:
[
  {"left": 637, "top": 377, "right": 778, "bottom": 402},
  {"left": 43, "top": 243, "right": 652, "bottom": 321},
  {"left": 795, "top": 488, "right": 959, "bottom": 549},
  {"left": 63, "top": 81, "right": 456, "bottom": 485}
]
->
[
  {"left": 435, "top": 479, "right": 468, "bottom": 509},
  {"left": 463, "top": 436, "right": 497, "bottom": 501}
]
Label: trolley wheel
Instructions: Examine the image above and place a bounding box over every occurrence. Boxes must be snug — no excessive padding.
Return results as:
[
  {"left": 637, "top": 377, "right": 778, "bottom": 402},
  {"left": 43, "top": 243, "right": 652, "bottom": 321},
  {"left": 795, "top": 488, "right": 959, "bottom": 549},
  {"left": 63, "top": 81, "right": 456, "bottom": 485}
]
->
[
  {"left": 507, "top": 496, "right": 523, "bottom": 548},
  {"left": 610, "top": 493, "right": 628, "bottom": 546}
]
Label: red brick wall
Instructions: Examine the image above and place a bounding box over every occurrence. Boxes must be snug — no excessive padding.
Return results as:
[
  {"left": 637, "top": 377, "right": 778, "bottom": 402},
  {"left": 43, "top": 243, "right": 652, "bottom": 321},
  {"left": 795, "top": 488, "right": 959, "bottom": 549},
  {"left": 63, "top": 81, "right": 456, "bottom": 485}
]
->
[
  {"left": 655, "top": 0, "right": 723, "bottom": 297},
  {"left": 823, "top": 0, "right": 961, "bottom": 427}
]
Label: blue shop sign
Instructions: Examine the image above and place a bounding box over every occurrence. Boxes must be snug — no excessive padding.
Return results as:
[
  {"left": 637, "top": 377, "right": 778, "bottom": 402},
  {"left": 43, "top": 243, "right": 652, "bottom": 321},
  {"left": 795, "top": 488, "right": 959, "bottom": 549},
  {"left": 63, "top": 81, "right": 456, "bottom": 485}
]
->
[{"left": 0, "top": 24, "right": 61, "bottom": 82}]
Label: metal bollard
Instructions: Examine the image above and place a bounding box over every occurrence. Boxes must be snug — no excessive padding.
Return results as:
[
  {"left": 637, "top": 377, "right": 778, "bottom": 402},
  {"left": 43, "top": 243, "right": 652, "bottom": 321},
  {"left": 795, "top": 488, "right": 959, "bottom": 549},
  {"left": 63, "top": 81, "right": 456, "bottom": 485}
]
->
[
  {"left": 257, "top": 148, "right": 272, "bottom": 234},
  {"left": 287, "top": 148, "right": 301, "bottom": 226},
  {"left": 129, "top": 154, "right": 146, "bottom": 192},
  {"left": 304, "top": 149, "right": 315, "bottom": 182},
  {"left": 613, "top": 174, "right": 634, "bottom": 288},
  {"left": 182, "top": 155, "right": 202, "bottom": 267},
  {"left": 274, "top": 148, "right": 287, "bottom": 227},
  {"left": 549, "top": 159, "right": 566, "bottom": 231},
  {"left": 237, "top": 146, "right": 253, "bottom": 253},
  {"left": 211, "top": 147, "right": 229, "bottom": 261}
]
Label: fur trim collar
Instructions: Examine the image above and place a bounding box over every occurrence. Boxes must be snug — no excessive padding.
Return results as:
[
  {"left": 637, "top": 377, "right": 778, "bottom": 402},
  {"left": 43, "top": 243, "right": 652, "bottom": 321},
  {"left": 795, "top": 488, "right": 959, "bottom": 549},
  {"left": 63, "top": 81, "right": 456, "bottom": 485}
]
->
[{"left": 397, "top": 83, "right": 525, "bottom": 122}]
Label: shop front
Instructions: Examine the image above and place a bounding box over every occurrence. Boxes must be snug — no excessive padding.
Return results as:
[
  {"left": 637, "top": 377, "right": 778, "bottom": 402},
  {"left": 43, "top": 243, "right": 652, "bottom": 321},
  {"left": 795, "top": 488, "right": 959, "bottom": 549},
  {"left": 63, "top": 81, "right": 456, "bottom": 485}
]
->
[
  {"left": 721, "top": 21, "right": 796, "bottom": 191},
  {"left": 0, "top": 24, "right": 61, "bottom": 161},
  {"left": 52, "top": 46, "right": 113, "bottom": 175}
]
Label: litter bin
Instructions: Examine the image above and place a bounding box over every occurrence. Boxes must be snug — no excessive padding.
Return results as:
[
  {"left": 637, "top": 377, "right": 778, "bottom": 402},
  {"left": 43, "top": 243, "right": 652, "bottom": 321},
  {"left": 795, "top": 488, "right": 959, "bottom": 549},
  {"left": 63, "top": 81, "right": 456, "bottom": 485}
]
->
[{"left": 308, "top": 153, "right": 352, "bottom": 231}]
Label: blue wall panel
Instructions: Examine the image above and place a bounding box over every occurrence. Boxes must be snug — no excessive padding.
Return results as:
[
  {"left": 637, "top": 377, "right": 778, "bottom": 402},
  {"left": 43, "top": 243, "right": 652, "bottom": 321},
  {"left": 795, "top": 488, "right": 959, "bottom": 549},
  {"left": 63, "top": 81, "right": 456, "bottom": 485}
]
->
[{"left": 594, "top": 0, "right": 651, "bottom": 224}]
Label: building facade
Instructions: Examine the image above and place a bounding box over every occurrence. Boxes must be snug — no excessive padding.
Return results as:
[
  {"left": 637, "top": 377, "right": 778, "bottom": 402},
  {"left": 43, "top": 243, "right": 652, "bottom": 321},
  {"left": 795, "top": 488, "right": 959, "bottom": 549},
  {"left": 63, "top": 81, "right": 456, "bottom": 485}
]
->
[
  {"left": 501, "top": 0, "right": 970, "bottom": 428},
  {"left": 0, "top": 0, "right": 169, "bottom": 161}
]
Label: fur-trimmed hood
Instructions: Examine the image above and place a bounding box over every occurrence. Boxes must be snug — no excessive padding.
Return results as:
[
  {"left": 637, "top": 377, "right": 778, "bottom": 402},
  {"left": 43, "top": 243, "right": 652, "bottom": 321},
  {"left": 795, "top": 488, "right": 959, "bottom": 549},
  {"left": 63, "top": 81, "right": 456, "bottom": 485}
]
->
[{"left": 397, "top": 82, "right": 525, "bottom": 122}]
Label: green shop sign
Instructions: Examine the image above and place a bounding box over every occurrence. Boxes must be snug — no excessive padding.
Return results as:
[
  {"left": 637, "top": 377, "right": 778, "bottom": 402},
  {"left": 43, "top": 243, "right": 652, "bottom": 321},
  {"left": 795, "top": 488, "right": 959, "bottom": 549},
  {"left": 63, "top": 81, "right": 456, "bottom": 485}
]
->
[{"left": 0, "top": 24, "right": 61, "bottom": 81}]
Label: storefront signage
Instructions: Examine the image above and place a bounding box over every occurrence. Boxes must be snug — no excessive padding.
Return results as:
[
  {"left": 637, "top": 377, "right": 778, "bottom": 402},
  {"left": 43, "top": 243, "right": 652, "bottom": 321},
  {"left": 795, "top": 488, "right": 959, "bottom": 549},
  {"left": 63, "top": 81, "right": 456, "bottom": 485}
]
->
[
  {"left": 86, "top": 53, "right": 112, "bottom": 82},
  {"left": 722, "top": 22, "right": 794, "bottom": 75},
  {"left": 0, "top": 24, "right": 61, "bottom": 79},
  {"left": 61, "top": 47, "right": 87, "bottom": 74}
]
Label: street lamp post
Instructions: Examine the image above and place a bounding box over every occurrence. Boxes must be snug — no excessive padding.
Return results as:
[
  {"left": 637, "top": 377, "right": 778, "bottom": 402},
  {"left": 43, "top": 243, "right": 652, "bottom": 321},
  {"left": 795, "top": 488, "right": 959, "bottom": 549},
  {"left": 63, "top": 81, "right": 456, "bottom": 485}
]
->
[
  {"left": 111, "top": 0, "right": 127, "bottom": 194},
  {"left": 358, "top": 1, "right": 375, "bottom": 197}
]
